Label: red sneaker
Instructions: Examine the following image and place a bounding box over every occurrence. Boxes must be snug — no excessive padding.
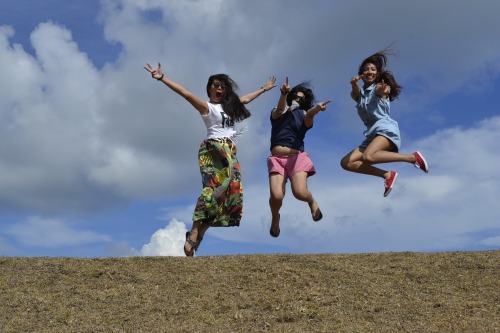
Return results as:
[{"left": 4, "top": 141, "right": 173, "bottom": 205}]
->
[
  {"left": 384, "top": 171, "right": 398, "bottom": 197},
  {"left": 412, "top": 151, "right": 429, "bottom": 173}
]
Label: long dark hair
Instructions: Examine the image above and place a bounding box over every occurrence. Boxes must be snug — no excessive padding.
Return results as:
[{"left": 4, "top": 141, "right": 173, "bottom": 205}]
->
[
  {"left": 358, "top": 50, "right": 402, "bottom": 101},
  {"left": 286, "top": 82, "right": 316, "bottom": 110},
  {"left": 206, "top": 74, "right": 251, "bottom": 122}
]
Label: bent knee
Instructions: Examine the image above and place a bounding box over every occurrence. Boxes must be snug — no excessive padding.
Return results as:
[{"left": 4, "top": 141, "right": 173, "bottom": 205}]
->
[
  {"left": 362, "top": 152, "right": 376, "bottom": 164},
  {"left": 340, "top": 157, "right": 351, "bottom": 170},
  {"left": 341, "top": 157, "right": 358, "bottom": 171},
  {"left": 291, "top": 188, "right": 309, "bottom": 201}
]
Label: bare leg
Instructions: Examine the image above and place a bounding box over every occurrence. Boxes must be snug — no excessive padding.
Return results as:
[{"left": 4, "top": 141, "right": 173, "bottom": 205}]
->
[
  {"left": 197, "top": 221, "right": 210, "bottom": 240},
  {"left": 363, "top": 136, "right": 416, "bottom": 165},
  {"left": 290, "top": 171, "right": 322, "bottom": 221},
  {"left": 341, "top": 136, "right": 416, "bottom": 180},
  {"left": 341, "top": 147, "right": 387, "bottom": 178},
  {"left": 269, "top": 172, "right": 285, "bottom": 236}
]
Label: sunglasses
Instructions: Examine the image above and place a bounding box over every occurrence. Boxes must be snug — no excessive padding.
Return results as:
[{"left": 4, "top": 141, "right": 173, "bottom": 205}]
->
[
  {"left": 294, "top": 94, "right": 305, "bottom": 102},
  {"left": 213, "top": 82, "right": 227, "bottom": 89}
]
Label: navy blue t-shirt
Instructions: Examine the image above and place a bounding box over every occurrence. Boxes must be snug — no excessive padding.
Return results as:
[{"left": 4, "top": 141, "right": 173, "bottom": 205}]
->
[{"left": 270, "top": 107, "right": 312, "bottom": 151}]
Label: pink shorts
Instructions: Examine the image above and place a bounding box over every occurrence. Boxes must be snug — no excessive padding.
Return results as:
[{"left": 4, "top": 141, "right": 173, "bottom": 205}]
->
[{"left": 267, "top": 152, "right": 316, "bottom": 180}]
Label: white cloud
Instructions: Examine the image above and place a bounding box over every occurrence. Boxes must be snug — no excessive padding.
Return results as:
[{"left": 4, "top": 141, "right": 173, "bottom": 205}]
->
[
  {"left": 5, "top": 216, "right": 111, "bottom": 248},
  {"left": 139, "top": 219, "right": 187, "bottom": 256},
  {"left": 88, "top": 146, "right": 180, "bottom": 198}
]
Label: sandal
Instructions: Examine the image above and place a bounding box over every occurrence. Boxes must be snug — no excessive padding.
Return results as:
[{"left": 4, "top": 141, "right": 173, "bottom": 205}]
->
[
  {"left": 312, "top": 208, "right": 323, "bottom": 222},
  {"left": 184, "top": 231, "right": 198, "bottom": 257},
  {"left": 269, "top": 214, "right": 280, "bottom": 238}
]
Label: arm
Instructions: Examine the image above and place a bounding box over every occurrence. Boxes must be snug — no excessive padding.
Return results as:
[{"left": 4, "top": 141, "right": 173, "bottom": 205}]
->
[
  {"left": 350, "top": 75, "right": 362, "bottom": 101},
  {"left": 271, "top": 76, "right": 290, "bottom": 120},
  {"left": 304, "top": 100, "right": 331, "bottom": 128},
  {"left": 145, "top": 63, "right": 208, "bottom": 115},
  {"left": 240, "top": 76, "right": 277, "bottom": 104}
]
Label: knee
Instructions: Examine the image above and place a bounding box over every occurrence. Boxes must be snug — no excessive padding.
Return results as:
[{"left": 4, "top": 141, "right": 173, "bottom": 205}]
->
[
  {"left": 291, "top": 187, "right": 308, "bottom": 201},
  {"left": 340, "top": 157, "right": 349, "bottom": 170},
  {"left": 269, "top": 189, "right": 285, "bottom": 202},
  {"left": 362, "top": 152, "right": 376, "bottom": 164},
  {"left": 340, "top": 156, "right": 354, "bottom": 171}
]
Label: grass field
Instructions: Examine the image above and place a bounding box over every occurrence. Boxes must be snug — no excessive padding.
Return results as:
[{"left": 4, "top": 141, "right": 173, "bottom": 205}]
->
[{"left": 1, "top": 250, "right": 499, "bottom": 332}]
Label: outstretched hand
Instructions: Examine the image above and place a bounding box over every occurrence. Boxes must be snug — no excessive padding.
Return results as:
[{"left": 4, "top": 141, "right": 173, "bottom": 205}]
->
[
  {"left": 262, "top": 76, "right": 277, "bottom": 92},
  {"left": 144, "top": 63, "right": 164, "bottom": 80},
  {"left": 316, "top": 100, "right": 332, "bottom": 111}
]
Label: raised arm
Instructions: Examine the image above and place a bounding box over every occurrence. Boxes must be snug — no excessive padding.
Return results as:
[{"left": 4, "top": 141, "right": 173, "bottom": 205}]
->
[
  {"left": 304, "top": 100, "right": 331, "bottom": 128},
  {"left": 271, "top": 76, "right": 291, "bottom": 120},
  {"left": 145, "top": 63, "right": 208, "bottom": 115},
  {"left": 239, "top": 76, "right": 277, "bottom": 104},
  {"left": 350, "top": 75, "right": 362, "bottom": 102}
]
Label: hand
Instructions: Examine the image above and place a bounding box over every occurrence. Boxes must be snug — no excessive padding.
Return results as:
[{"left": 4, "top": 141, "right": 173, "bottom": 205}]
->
[
  {"left": 144, "top": 63, "right": 164, "bottom": 80},
  {"left": 316, "top": 100, "right": 331, "bottom": 111},
  {"left": 262, "top": 76, "right": 277, "bottom": 91},
  {"left": 280, "top": 76, "right": 291, "bottom": 94},
  {"left": 350, "top": 75, "right": 363, "bottom": 84},
  {"left": 376, "top": 79, "right": 391, "bottom": 96}
]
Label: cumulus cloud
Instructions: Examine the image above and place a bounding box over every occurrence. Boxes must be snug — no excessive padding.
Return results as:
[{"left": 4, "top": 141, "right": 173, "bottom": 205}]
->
[
  {"left": 0, "top": 19, "right": 203, "bottom": 214},
  {"left": 139, "top": 219, "right": 187, "bottom": 256}
]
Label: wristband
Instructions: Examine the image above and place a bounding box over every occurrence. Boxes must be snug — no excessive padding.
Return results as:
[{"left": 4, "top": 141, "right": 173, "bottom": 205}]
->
[
  {"left": 280, "top": 90, "right": 288, "bottom": 96},
  {"left": 156, "top": 74, "right": 164, "bottom": 81}
]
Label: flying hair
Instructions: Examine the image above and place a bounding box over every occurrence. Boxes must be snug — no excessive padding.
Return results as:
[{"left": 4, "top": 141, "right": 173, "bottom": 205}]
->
[{"left": 358, "top": 47, "right": 402, "bottom": 101}]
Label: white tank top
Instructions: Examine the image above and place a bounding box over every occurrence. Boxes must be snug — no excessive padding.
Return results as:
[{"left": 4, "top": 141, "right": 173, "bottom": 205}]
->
[{"left": 201, "top": 102, "right": 238, "bottom": 139}]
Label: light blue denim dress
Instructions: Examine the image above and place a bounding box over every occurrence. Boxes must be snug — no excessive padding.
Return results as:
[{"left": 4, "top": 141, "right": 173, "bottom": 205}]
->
[{"left": 356, "top": 83, "right": 401, "bottom": 151}]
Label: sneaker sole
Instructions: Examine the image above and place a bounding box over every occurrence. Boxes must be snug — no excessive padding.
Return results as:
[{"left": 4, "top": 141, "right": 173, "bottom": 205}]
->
[
  {"left": 415, "top": 151, "right": 429, "bottom": 173},
  {"left": 384, "top": 173, "right": 398, "bottom": 197}
]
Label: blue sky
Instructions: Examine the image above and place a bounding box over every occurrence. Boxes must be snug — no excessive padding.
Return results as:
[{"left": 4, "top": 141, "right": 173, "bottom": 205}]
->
[{"left": 1, "top": 0, "right": 499, "bottom": 257}]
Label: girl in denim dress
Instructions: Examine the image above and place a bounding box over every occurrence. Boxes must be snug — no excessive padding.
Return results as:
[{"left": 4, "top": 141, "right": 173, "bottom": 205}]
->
[{"left": 340, "top": 50, "right": 429, "bottom": 197}]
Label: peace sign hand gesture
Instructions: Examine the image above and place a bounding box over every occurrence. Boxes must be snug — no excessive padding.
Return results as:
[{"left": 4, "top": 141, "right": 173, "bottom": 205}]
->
[{"left": 144, "top": 63, "right": 164, "bottom": 81}]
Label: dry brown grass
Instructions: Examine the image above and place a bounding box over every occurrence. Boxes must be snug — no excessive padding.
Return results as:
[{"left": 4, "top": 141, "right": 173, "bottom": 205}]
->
[{"left": 1, "top": 251, "right": 499, "bottom": 332}]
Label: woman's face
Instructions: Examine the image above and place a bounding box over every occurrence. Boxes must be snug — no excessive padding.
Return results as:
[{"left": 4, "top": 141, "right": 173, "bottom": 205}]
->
[
  {"left": 294, "top": 91, "right": 305, "bottom": 101},
  {"left": 209, "top": 80, "right": 226, "bottom": 103},
  {"left": 361, "top": 62, "right": 378, "bottom": 86}
]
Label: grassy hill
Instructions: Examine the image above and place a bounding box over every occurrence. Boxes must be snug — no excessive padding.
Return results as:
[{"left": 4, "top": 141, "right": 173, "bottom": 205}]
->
[{"left": 1, "top": 251, "right": 499, "bottom": 332}]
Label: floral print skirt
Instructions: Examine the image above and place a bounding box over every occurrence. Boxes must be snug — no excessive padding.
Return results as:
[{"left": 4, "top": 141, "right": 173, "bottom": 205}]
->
[{"left": 192, "top": 139, "right": 243, "bottom": 227}]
